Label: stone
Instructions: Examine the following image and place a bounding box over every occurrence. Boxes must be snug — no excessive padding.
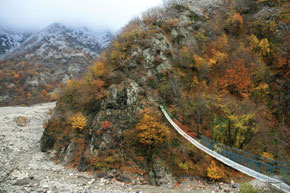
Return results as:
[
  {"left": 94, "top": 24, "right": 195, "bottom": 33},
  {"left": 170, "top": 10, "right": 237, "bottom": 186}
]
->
[
  {"left": 117, "top": 174, "right": 132, "bottom": 183},
  {"left": 179, "top": 15, "right": 190, "bottom": 26},
  {"left": 88, "top": 179, "right": 95, "bottom": 184},
  {"left": 142, "top": 48, "right": 155, "bottom": 68},
  {"left": 15, "top": 116, "right": 29, "bottom": 127},
  {"left": 13, "top": 178, "right": 30, "bottom": 186},
  {"left": 150, "top": 159, "right": 176, "bottom": 186}
]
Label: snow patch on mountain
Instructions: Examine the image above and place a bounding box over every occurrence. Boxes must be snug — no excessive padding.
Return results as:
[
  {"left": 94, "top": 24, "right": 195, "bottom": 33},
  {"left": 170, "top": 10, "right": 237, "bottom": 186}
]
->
[
  {"left": 0, "top": 29, "right": 29, "bottom": 57},
  {"left": 1, "top": 23, "right": 113, "bottom": 60}
]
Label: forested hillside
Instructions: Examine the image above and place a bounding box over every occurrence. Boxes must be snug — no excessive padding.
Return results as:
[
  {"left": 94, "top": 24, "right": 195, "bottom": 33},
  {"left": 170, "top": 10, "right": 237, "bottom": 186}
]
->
[{"left": 41, "top": 0, "right": 289, "bottom": 185}]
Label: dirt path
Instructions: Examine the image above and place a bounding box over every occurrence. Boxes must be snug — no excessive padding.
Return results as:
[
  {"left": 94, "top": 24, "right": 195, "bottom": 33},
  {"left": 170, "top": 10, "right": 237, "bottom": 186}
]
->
[{"left": 0, "top": 102, "right": 237, "bottom": 193}]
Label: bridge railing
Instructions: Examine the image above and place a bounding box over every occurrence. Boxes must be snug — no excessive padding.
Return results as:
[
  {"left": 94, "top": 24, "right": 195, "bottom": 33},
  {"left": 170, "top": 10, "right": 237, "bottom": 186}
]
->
[
  {"left": 160, "top": 105, "right": 290, "bottom": 178},
  {"left": 199, "top": 135, "right": 290, "bottom": 175},
  {"left": 196, "top": 136, "right": 290, "bottom": 178}
]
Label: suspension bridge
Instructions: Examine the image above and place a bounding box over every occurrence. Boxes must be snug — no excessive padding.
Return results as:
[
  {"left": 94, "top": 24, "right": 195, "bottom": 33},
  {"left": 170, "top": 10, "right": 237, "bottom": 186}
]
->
[{"left": 160, "top": 105, "right": 290, "bottom": 193}]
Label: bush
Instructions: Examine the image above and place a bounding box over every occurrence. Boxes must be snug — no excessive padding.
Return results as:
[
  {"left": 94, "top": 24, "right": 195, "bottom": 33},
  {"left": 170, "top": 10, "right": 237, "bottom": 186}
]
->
[{"left": 239, "top": 183, "right": 261, "bottom": 193}]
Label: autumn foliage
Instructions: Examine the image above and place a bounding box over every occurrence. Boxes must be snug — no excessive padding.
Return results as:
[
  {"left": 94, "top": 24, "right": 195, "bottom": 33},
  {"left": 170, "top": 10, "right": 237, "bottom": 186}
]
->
[
  {"left": 135, "top": 108, "right": 170, "bottom": 146},
  {"left": 219, "top": 60, "right": 252, "bottom": 98},
  {"left": 68, "top": 113, "right": 87, "bottom": 131},
  {"left": 207, "top": 160, "right": 225, "bottom": 181}
]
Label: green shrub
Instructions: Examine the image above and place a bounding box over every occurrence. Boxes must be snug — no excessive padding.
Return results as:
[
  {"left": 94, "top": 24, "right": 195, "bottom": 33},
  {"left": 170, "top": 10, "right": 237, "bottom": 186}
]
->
[{"left": 239, "top": 183, "right": 261, "bottom": 193}]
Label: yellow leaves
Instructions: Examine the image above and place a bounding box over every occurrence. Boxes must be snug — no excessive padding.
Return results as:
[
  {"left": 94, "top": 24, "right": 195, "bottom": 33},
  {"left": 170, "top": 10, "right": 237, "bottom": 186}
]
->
[
  {"left": 255, "top": 82, "right": 269, "bottom": 91},
  {"left": 66, "top": 79, "right": 79, "bottom": 90},
  {"left": 208, "top": 58, "right": 217, "bottom": 65},
  {"left": 261, "top": 152, "right": 274, "bottom": 161},
  {"left": 212, "top": 50, "right": 228, "bottom": 65},
  {"left": 110, "top": 41, "right": 127, "bottom": 65},
  {"left": 192, "top": 76, "right": 199, "bottom": 87},
  {"left": 135, "top": 109, "right": 170, "bottom": 146},
  {"left": 258, "top": 38, "right": 270, "bottom": 56},
  {"left": 193, "top": 54, "right": 206, "bottom": 70},
  {"left": 248, "top": 34, "right": 259, "bottom": 50},
  {"left": 88, "top": 62, "right": 105, "bottom": 80},
  {"left": 212, "top": 97, "right": 258, "bottom": 148},
  {"left": 256, "top": 0, "right": 267, "bottom": 3},
  {"left": 207, "top": 160, "right": 225, "bottom": 181},
  {"left": 248, "top": 34, "right": 270, "bottom": 56},
  {"left": 68, "top": 112, "right": 87, "bottom": 131}
]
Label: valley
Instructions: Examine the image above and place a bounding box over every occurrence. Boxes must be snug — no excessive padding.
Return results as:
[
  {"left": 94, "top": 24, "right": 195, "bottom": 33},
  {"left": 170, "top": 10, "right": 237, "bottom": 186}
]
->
[
  {"left": 0, "top": 0, "right": 289, "bottom": 192},
  {"left": 0, "top": 103, "right": 242, "bottom": 193}
]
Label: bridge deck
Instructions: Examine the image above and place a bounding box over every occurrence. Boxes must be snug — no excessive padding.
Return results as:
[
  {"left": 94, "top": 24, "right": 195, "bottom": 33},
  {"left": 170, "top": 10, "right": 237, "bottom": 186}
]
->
[{"left": 160, "top": 105, "right": 290, "bottom": 193}]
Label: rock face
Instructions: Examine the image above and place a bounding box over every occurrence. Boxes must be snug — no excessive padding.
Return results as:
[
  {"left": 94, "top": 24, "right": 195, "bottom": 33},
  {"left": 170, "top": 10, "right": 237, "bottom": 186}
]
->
[{"left": 0, "top": 23, "right": 113, "bottom": 106}]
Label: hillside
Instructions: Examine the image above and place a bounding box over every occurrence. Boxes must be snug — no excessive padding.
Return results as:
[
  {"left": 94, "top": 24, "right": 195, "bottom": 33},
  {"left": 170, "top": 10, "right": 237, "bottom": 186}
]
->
[
  {"left": 0, "top": 29, "right": 30, "bottom": 57},
  {"left": 0, "top": 23, "right": 113, "bottom": 106},
  {"left": 41, "top": 0, "right": 289, "bottom": 187}
]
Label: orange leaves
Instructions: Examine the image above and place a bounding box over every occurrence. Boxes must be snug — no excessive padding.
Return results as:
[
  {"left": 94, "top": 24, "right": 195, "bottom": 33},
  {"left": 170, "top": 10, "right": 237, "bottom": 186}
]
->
[
  {"left": 41, "top": 89, "right": 48, "bottom": 97},
  {"left": 167, "top": 18, "right": 179, "bottom": 27},
  {"left": 207, "top": 160, "right": 225, "bottom": 181},
  {"left": 229, "top": 13, "right": 244, "bottom": 35},
  {"left": 13, "top": 73, "right": 20, "bottom": 79},
  {"left": 219, "top": 60, "right": 252, "bottom": 98},
  {"left": 232, "top": 13, "right": 243, "bottom": 26}
]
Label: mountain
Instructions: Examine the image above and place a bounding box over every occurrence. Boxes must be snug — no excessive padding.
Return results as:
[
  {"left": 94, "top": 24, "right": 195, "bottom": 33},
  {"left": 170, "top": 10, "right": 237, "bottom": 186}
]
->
[
  {"left": 41, "top": 0, "right": 290, "bottom": 187},
  {"left": 0, "top": 23, "right": 114, "bottom": 105},
  {"left": 1, "top": 23, "right": 113, "bottom": 60},
  {"left": 0, "top": 29, "right": 30, "bottom": 57}
]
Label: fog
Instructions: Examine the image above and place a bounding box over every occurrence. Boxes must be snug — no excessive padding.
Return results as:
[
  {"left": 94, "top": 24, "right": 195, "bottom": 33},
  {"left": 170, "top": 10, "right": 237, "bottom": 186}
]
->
[{"left": 0, "top": 0, "right": 163, "bottom": 32}]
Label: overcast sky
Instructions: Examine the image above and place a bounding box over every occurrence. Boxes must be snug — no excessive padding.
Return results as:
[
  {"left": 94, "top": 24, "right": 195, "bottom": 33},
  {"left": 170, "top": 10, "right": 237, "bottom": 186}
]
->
[{"left": 0, "top": 0, "right": 163, "bottom": 32}]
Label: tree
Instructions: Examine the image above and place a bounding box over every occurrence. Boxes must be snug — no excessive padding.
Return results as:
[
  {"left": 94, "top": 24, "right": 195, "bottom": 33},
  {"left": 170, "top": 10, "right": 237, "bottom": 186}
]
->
[
  {"left": 135, "top": 108, "right": 170, "bottom": 147},
  {"left": 227, "top": 12, "right": 244, "bottom": 35},
  {"left": 219, "top": 59, "right": 252, "bottom": 98},
  {"left": 211, "top": 96, "right": 258, "bottom": 149},
  {"left": 133, "top": 108, "right": 171, "bottom": 184},
  {"left": 14, "top": 73, "right": 20, "bottom": 80},
  {"left": 207, "top": 160, "right": 225, "bottom": 181},
  {"left": 41, "top": 89, "right": 48, "bottom": 97},
  {"left": 258, "top": 38, "right": 270, "bottom": 56},
  {"left": 87, "top": 62, "right": 105, "bottom": 80},
  {"left": 68, "top": 113, "right": 87, "bottom": 131}
]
